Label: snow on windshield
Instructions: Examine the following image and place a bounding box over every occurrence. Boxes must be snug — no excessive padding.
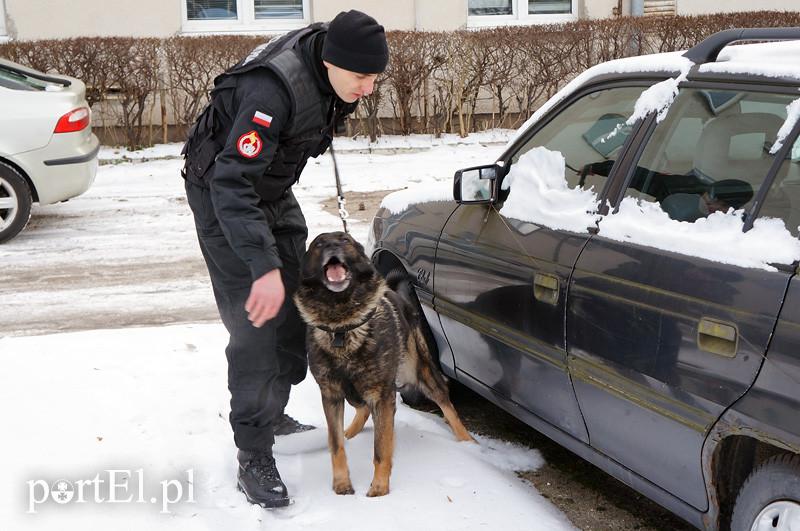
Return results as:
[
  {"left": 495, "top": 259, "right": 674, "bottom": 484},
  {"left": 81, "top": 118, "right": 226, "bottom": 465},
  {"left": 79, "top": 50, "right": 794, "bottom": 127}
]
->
[
  {"left": 499, "top": 147, "right": 599, "bottom": 233},
  {"left": 494, "top": 144, "right": 800, "bottom": 271},
  {"left": 598, "top": 197, "right": 800, "bottom": 271},
  {"left": 379, "top": 140, "right": 800, "bottom": 271}
]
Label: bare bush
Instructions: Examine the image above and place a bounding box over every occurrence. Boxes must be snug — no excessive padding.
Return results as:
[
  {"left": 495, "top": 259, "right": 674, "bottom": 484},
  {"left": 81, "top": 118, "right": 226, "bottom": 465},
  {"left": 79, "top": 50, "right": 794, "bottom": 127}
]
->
[{"left": 383, "top": 31, "right": 447, "bottom": 135}]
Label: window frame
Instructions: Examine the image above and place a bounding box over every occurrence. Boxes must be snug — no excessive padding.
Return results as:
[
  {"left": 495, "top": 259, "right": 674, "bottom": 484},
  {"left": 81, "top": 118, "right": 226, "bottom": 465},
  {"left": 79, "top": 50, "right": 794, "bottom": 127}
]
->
[
  {"left": 181, "top": 0, "right": 310, "bottom": 35},
  {"left": 0, "top": 0, "right": 8, "bottom": 41},
  {"left": 467, "top": 0, "right": 577, "bottom": 28}
]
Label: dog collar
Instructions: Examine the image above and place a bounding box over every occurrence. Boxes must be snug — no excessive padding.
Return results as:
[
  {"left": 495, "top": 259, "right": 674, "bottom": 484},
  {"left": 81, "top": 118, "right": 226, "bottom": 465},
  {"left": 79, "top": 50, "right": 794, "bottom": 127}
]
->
[{"left": 315, "top": 306, "right": 378, "bottom": 348}]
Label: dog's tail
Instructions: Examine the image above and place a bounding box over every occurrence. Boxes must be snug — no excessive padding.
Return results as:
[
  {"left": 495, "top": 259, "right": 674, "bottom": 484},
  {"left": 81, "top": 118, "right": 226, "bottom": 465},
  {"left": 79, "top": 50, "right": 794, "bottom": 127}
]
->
[
  {"left": 383, "top": 267, "right": 440, "bottom": 360},
  {"left": 383, "top": 267, "right": 409, "bottom": 293},
  {"left": 383, "top": 268, "right": 418, "bottom": 323}
]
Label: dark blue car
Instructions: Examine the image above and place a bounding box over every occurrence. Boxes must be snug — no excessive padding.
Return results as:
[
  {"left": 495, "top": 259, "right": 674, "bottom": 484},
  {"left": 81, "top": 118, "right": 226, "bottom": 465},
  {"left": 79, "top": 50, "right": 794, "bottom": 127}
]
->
[{"left": 368, "top": 29, "right": 800, "bottom": 531}]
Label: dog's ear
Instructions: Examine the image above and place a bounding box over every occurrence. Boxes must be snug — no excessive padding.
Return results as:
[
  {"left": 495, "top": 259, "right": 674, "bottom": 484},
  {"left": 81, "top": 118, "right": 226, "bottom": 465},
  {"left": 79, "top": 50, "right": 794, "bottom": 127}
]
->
[
  {"left": 300, "top": 247, "right": 321, "bottom": 285},
  {"left": 343, "top": 233, "right": 367, "bottom": 258}
]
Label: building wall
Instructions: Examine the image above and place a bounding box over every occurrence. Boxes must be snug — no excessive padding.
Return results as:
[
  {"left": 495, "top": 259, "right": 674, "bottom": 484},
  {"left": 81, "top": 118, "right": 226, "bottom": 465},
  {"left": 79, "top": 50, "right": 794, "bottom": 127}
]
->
[
  {"left": 414, "top": 0, "right": 468, "bottom": 31},
  {"left": 584, "top": 0, "right": 620, "bottom": 19},
  {"left": 310, "top": 0, "right": 415, "bottom": 31},
  {"left": 5, "top": 0, "right": 181, "bottom": 40},
  {"left": 677, "top": 0, "right": 797, "bottom": 15}
]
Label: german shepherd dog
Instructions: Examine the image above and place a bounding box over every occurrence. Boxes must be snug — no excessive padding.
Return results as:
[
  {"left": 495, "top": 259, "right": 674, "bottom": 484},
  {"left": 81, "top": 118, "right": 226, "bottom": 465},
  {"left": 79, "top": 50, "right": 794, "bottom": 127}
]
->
[{"left": 294, "top": 231, "right": 474, "bottom": 498}]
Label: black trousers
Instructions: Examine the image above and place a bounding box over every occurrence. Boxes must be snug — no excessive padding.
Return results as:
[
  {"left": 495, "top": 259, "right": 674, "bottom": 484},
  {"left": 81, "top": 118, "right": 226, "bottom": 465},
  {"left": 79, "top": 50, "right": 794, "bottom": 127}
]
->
[{"left": 185, "top": 179, "right": 308, "bottom": 451}]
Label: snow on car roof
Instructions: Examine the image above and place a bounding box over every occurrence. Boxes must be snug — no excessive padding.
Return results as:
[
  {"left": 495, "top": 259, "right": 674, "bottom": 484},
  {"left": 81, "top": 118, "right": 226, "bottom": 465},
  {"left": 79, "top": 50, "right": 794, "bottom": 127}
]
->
[
  {"left": 507, "top": 40, "right": 800, "bottom": 148},
  {"left": 699, "top": 40, "right": 800, "bottom": 80}
]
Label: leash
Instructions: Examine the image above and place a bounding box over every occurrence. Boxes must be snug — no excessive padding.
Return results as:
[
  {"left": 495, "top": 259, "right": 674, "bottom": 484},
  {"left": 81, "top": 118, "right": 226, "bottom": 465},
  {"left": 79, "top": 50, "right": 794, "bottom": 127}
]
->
[{"left": 329, "top": 143, "right": 349, "bottom": 233}]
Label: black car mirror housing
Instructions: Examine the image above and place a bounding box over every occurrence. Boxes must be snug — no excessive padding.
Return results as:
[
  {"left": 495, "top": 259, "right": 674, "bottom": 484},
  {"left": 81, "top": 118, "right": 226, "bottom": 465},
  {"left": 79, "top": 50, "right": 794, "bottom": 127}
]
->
[{"left": 453, "top": 163, "right": 505, "bottom": 205}]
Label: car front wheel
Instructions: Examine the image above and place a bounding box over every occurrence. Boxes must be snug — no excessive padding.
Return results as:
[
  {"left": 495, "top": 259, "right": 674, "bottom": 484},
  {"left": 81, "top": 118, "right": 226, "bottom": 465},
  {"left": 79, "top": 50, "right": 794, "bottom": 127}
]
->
[
  {"left": 0, "top": 162, "right": 33, "bottom": 244},
  {"left": 731, "top": 453, "right": 800, "bottom": 531}
]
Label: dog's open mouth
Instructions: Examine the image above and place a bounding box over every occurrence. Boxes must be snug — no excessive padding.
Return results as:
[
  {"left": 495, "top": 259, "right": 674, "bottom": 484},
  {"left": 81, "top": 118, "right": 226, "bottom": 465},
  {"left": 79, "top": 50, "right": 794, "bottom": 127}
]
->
[{"left": 323, "top": 256, "right": 351, "bottom": 292}]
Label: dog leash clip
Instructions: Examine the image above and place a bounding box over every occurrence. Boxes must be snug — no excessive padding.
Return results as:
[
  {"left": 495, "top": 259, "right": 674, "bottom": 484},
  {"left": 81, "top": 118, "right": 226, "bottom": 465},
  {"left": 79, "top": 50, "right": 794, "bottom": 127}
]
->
[{"left": 332, "top": 331, "right": 346, "bottom": 348}]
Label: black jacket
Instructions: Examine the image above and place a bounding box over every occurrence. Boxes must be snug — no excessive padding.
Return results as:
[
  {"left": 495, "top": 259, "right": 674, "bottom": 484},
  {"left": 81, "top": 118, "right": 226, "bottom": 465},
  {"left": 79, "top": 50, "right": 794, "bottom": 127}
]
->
[{"left": 183, "top": 26, "right": 354, "bottom": 281}]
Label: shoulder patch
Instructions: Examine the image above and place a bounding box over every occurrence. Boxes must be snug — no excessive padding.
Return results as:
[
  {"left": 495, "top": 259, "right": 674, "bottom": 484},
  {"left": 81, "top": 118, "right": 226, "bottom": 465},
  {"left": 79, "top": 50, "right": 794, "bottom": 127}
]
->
[
  {"left": 237, "top": 130, "right": 263, "bottom": 159},
  {"left": 252, "top": 111, "right": 273, "bottom": 127}
]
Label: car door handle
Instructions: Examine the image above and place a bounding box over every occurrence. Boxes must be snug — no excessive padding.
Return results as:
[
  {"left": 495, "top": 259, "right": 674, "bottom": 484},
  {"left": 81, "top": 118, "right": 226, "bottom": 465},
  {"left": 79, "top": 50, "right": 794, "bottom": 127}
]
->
[
  {"left": 533, "top": 273, "right": 559, "bottom": 306},
  {"left": 697, "top": 318, "right": 738, "bottom": 357}
]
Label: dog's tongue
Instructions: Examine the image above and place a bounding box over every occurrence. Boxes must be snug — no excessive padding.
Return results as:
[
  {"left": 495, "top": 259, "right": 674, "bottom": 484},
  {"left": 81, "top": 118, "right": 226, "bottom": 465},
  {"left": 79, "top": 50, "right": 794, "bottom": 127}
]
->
[{"left": 326, "top": 264, "right": 347, "bottom": 283}]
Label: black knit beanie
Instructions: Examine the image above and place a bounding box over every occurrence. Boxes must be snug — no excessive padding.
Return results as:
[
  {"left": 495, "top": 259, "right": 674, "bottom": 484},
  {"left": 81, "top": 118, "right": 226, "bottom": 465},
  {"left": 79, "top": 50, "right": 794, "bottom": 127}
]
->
[{"left": 322, "top": 10, "right": 389, "bottom": 74}]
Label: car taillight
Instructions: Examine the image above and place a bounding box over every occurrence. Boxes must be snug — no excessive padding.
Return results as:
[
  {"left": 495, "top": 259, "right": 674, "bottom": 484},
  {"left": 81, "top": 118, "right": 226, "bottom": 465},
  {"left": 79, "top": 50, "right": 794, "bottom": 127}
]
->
[{"left": 54, "top": 107, "right": 90, "bottom": 133}]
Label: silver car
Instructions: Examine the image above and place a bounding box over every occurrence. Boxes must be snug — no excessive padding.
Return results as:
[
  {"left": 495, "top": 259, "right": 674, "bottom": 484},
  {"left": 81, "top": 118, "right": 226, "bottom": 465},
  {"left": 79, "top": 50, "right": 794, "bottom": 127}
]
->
[{"left": 0, "top": 58, "right": 99, "bottom": 243}]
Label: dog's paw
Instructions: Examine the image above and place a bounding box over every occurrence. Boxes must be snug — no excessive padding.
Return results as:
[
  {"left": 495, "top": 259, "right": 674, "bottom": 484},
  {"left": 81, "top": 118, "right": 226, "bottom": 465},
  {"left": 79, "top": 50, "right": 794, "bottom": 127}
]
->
[
  {"left": 343, "top": 427, "right": 360, "bottom": 439},
  {"left": 458, "top": 432, "right": 477, "bottom": 443},
  {"left": 366, "top": 482, "right": 389, "bottom": 497},
  {"left": 333, "top": 480, "right": 355, "bottom": 495}
]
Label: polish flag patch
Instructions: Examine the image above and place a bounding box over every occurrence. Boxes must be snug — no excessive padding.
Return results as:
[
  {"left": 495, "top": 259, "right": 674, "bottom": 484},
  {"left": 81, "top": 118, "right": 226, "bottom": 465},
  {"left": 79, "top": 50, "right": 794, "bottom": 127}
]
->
[
  {"left": 237, "top": 130, "right": 263, "bottom": 158},
  {"left": 252, "top": 111, "right": 273, "bottom": 128}
]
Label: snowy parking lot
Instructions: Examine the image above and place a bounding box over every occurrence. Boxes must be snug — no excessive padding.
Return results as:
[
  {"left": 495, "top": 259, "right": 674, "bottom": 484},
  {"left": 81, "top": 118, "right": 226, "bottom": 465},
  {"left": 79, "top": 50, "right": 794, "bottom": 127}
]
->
[
  {"left": 0, "top": 132, "right": 509, "bottom": 337},
  {"left": 0, "top": 133, "right": 580, "bottom": 530}
]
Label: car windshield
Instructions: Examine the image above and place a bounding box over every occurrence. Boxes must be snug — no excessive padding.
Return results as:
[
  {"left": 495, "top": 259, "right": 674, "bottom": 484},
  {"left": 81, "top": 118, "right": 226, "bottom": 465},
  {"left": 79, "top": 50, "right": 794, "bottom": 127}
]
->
[{"left": 0, "top": 64, "right": 50, "bottom": 91}]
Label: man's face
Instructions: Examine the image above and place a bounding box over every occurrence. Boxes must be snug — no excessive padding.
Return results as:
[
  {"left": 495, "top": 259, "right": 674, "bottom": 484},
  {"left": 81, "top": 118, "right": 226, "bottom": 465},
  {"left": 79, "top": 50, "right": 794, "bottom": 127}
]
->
[{"left": 323, "top": 61, "right": 378, "bottom": 103}]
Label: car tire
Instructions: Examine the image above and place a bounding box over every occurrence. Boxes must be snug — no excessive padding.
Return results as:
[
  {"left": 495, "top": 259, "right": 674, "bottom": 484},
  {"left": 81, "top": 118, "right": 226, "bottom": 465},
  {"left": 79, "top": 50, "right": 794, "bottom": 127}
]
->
[
  {"left": 0, "top": 162, "right": 33, "bottom": 244},
  {"left": 730, "top": 453, "right": 800, "bottom": 531}
]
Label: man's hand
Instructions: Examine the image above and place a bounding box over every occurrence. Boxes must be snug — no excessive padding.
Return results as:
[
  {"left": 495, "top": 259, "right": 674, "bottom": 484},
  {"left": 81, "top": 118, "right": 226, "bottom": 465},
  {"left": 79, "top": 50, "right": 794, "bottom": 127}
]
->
[{"left": 245, "top": 269, "right": 284, "bottom": 327}]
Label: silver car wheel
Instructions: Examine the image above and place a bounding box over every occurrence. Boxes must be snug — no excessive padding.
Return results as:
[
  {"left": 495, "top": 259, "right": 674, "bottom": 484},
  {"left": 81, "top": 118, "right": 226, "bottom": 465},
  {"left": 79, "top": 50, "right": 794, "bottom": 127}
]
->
[
  {"left": 750, "top": 501, "right": 800, "bottom": 531},
  {"left": 0, "top": 175, "right": 19, "bottom": 231}
]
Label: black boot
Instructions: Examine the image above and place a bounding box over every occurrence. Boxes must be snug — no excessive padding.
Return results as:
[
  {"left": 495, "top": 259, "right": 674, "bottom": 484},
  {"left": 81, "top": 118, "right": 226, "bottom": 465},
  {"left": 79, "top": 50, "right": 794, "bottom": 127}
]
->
[
  {"left": 273, "top": 413, "right": 316, "bottom": 436},
  {"left": 237, "top": 450, "right": 291, "bottom": 508}
]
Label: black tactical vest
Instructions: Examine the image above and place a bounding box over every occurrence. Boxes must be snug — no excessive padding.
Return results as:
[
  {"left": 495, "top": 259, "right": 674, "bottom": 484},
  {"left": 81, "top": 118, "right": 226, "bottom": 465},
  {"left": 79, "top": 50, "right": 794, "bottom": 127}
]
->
[{"left": 183, "top": 23, "right": 341, "bottom": 202}]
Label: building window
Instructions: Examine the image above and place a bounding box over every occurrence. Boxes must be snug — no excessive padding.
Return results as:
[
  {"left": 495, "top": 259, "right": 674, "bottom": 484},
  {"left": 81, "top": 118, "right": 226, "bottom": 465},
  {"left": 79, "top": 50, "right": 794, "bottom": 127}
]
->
[
  {"left": 182, "top": 0, "right": 308, "bottom": 33},
  {"left": 468, "top": 0, "right": 575, "bottom": 26}
]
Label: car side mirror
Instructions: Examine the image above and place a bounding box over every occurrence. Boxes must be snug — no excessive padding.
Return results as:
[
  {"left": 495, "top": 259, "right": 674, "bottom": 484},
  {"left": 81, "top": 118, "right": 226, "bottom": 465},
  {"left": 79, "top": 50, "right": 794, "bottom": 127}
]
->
[{"left": 453, "top": 164, "right": 503, "bottom": 204}]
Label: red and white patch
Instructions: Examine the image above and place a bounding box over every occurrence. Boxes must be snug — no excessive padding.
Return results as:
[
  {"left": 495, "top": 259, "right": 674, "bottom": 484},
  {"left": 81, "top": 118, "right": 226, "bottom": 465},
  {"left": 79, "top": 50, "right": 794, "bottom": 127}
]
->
[
  {"left": 252, "top": 111, "right": 273, "bottom": 128},
  {"left": 237, "top": 130, "right": 263, "bottom": 158}
]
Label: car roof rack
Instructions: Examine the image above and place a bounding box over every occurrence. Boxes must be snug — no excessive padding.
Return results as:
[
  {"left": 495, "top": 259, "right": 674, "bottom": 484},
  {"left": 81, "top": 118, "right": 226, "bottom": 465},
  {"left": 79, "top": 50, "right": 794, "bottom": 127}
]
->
[{"left": 683, "top": 27, "right": 800, "bottom": 64}]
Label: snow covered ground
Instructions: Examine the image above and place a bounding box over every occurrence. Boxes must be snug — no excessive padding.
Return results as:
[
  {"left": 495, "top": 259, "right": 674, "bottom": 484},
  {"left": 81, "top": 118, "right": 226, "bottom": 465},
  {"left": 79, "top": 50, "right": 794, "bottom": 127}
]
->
[
  {"left": 1, "top": 324, "right": 573, "bottom": 530},
  {"left": 1, "top": 132, "right": 575, "bottom": 530}
]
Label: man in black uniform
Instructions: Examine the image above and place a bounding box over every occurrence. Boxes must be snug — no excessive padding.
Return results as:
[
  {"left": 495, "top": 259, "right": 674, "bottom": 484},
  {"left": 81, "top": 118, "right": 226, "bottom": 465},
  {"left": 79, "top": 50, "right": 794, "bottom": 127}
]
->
[{"left": 181, "top": 10, "right": 389, "bottom": 508}]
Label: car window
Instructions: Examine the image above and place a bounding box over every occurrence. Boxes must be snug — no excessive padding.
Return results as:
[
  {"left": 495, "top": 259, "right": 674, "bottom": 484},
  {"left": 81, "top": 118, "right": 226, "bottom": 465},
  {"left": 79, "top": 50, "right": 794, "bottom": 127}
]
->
[
  {"left": 761, "top": 133, "right": 800, "bottom": 236},
  {"left": 621, "top": 89, "right": 796, "bottom": 225},
  {"left": 0, "top": 65, "right": 49, "bottom": 91},
  {"left": 510, "top": 86, "right": 648, "bottom": 193}
]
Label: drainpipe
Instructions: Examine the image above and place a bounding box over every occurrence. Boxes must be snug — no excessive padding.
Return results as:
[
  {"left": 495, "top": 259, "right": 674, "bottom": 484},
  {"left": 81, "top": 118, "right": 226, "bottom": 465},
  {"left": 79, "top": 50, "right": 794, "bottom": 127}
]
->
[{"left": 627, "top": 0, "right": 645, "bottom": 56}]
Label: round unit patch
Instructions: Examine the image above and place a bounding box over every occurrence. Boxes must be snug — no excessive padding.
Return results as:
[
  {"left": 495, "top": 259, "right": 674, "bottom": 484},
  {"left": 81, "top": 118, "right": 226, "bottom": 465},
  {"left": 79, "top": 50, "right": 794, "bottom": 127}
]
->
[{"left": 237, "top": 130, "right": 263, "bottom": 158}]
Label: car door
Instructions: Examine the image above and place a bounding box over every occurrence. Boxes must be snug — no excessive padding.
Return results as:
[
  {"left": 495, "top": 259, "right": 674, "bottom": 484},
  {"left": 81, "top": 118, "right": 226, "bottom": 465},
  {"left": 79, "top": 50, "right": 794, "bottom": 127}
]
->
[
  {"left": 434, "top": 83, "right": 652, "bottom": 442},
  {"left": 567, "top": 85, "right": 800, "bottom": 510}
]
